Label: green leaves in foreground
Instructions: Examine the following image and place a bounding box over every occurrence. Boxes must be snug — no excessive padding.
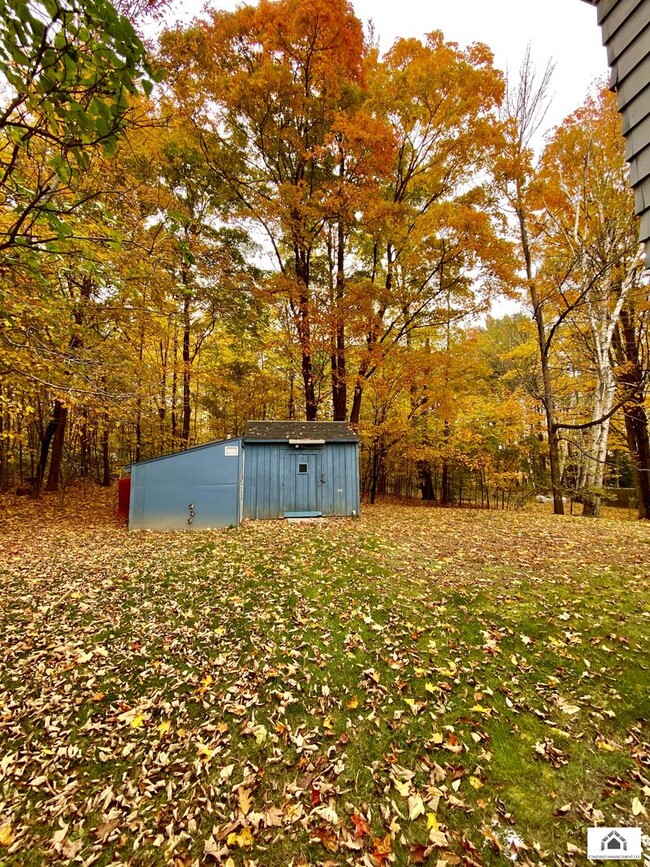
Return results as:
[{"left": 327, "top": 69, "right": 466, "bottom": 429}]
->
[{"left": 0, "top": 0, "right": 160, "bottom": 249}]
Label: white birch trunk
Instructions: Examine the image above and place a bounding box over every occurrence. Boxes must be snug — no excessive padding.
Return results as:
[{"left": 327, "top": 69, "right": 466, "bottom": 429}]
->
[{"left": 579, "top": 275, "right": 631, "bottom": 507}]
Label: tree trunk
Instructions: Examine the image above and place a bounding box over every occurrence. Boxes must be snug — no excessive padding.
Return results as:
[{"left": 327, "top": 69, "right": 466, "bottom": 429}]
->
[
  {"left": 519, "top": 201, "right": 564, "bottom": 515},
  {"left": 181, "top": 292, "right": 191, "bottom": 448},
  {"left": 440, "top": 461, "right": 451, "bottom": 506},
  {"left": 135, "top": 301, "right": 145, "bottom": 464},
  {"left": 45, "top": 400, "right": 67, "bottom": 492},
  {"left": 0, "top": 389, "right": 7, "bottom": 493},
  {"left": 579, "top": 283, "right": 629, "bottom": 517},
  {"left": 288, "top": 371, "right": 295, "bottom": 420},
  {"left": 625, "top": 405, "right": 650, "bottom": 519},
  {"left": 301, "top": 335, "right": 317, "bottom": 421},
  {"left": 418, "top": 462, "right": 435, "bottom": 500},
  {"left": 580, "top": 370, "right": 615, "bottom": 518},
  {"left": 581, "top": 495, "right": 600, "bottom": 518},
  {"left": 80, "top": 408, "right": 90, "bottom": 479},
  {"left": 294, "top": 246, "right": 317, "bottom": 420},
  {"left": 36, "top": 401, "right": 59, "bottom": 494},
  {"left": 546, "top": 413, "right": 564, "bottom": 515},
  {"left": 158, "top": 335, "right": 168, "bottom": 452},
  {"left": 101, "top": 409, "right": 110, "bottom": 487},
  {"left": 349, "top": 244, "right": 391, "bottom": 425},
  {"left": 612, "top": 308, "right": 650, "bottom": 519},
  {"left": 331, "top": 219, "right": 347, "bottom": 421},
  {"left": 349, "top": 365, "right": 366, "bottom": 425},
  {"left": 369, "top": 444, "right": 379, "bottom": 504},
  {"left": 171, "top": 322, "right": 178, "bottom": 449},
  {"left": 531, "top": 308, "right": 563, "bottom": 515}
]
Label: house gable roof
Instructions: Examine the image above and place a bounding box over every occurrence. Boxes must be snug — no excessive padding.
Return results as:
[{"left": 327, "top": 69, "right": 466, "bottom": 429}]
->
[{"left": 244, "top": 420, "right": 359, "bottom": 442}]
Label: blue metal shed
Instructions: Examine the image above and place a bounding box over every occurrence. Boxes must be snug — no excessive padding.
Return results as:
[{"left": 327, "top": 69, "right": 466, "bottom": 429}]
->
[
  {"left": 128, "top": 437, "right": 244, "bottom": 530},
  {"left": 127, "top": 421, "right": 360, "bottom": 530},
  {"left": 242, "top": 421, "right": 360, "bottom": 520}
]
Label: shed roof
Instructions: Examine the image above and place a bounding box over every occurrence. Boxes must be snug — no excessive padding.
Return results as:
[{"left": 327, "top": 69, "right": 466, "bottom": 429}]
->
[{"left": 244, "top": 420, "right": 358, "bottom": 442}]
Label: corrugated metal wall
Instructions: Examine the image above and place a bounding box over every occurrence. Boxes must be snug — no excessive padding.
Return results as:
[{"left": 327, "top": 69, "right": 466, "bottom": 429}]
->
[
  {"left": 129, "top": 439, "right": 243, "bottom": 530},
  {"left": 129, "top": 437, "right": 360, "bottom": 528},
  {"left": 321, "top": 441, "right": 361, "bottom": 517},
  {"left": 242, "top": 444, "right": 283, "bottom": 520},
  {"left": 583, "top": 0, "right": 650, "bottom": 265},
  {"left": 243, "top": 442, "right": 360, "bottom": 519}
]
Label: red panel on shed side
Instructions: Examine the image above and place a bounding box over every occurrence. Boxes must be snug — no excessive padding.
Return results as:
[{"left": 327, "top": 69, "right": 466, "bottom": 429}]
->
[{"left": 117, "top": 477, "right": 131, "bottom": 519}]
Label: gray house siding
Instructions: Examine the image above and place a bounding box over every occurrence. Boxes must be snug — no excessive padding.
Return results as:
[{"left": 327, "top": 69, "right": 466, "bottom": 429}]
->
[
  {"left": 129, "top": 438, "right": 243, "bottom": 530},
  {"left": 582, "top": 0, "right": 650, "bottom": 265}
]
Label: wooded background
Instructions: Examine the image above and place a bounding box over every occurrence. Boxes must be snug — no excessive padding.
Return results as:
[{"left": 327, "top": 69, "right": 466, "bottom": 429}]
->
[{"left": 1, "top": 0, "right": 648, "bottom": 517}]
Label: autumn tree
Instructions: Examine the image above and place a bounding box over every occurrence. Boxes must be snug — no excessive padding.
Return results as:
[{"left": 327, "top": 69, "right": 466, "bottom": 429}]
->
[
  {"left": 89, "top": 103, "right": 259, "bottom": 460},
  {"left": 355, "top": 316, "right": 541, "bottom": 507},
  {"left": 4, "top": 4, "right": 645, "bottom": 510},
  {"left": 346, "top": 32, "right": 511, "bottom": 424},
  {"left": 0, "top": 0, "right": 160, "bottom": 493},
  {"left": 160, "top": 0, "right": 369, "bottom": 420},
  {"left": 494, "top": 48, "right": 572, "bottom": 513},
  {"left": 537, "top": 87, "right": 646, "bottom": 516}
]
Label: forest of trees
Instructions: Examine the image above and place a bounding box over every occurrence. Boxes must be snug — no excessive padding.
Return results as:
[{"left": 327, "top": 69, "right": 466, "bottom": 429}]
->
[{"left": 1, "top": 0, "right": 648, "bottom": 518}]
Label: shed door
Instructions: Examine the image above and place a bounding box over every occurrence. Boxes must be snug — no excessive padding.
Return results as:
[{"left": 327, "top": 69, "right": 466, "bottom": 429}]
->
[{"left": 282, "top": 451, "right": 322, "bottom": 515}]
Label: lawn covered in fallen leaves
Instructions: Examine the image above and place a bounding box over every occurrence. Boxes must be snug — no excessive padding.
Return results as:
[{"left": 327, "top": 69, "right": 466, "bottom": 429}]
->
[{"left": 0, "top": 489, "right": 649, "bottom": 867}]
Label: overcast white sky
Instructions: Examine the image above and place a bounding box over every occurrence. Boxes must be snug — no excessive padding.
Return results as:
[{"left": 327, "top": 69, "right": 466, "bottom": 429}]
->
[{"left": 170, "top": 0, "right": 609, "bottom": 141}]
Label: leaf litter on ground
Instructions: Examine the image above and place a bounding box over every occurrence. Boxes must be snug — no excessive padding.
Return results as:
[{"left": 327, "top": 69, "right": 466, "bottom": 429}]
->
[{"left": 0, "top": 487, "right": 648, "bottom": 865}]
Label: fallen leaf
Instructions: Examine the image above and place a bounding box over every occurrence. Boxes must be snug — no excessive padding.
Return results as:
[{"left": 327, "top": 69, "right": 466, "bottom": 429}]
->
[
  {"left": 238, "top": 787, "right": 252, "bottom": 816},
  {"left": 253, "top": 724, "right": 267, "bottom": 744},
  {"left": 408, "top": 793, "right": 425, "bottom": 820},
  {"left": 351, "top": 812, "right": 371, "bottom": 838},
  {"left": 428, "top": 829, "right": 449, "bottom": 847},
  {"left": 204, "top": 836, "right": 227, "bottom": 860},
  {"left": 394, "top": 778, "right": 411, "bottom": 797},
  {"left": 62, "top": 838, "right": 83, "bottom": 859},
  {"left": 95, "top": 817, "right": 120, "bottom": 842},
  {"left": 196, "top": 742, "right": 214, "bottom": 761},
  {"left": 313, "top": 827, "right": 339, "bottom": 852},
  {"left": 559, "top": 704, "right": 580, "bottom": 716},
  {"left": 227, "top": 827, "right": 254, "bottom": 848},
  {"left": 220, "top": 763, "right": 235, "bottom": 780},
  {"left": 371, "top": 833, "right": 392, "bottom": 865},
  {"left": 471, "top": 704, "right": 492, "bottom": 717},
  {"left": 51, "top": 822, "right": 68, "bottom": 849},
  {"left": 409, "top": 842, "right": 429, "bottom": 864}
]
